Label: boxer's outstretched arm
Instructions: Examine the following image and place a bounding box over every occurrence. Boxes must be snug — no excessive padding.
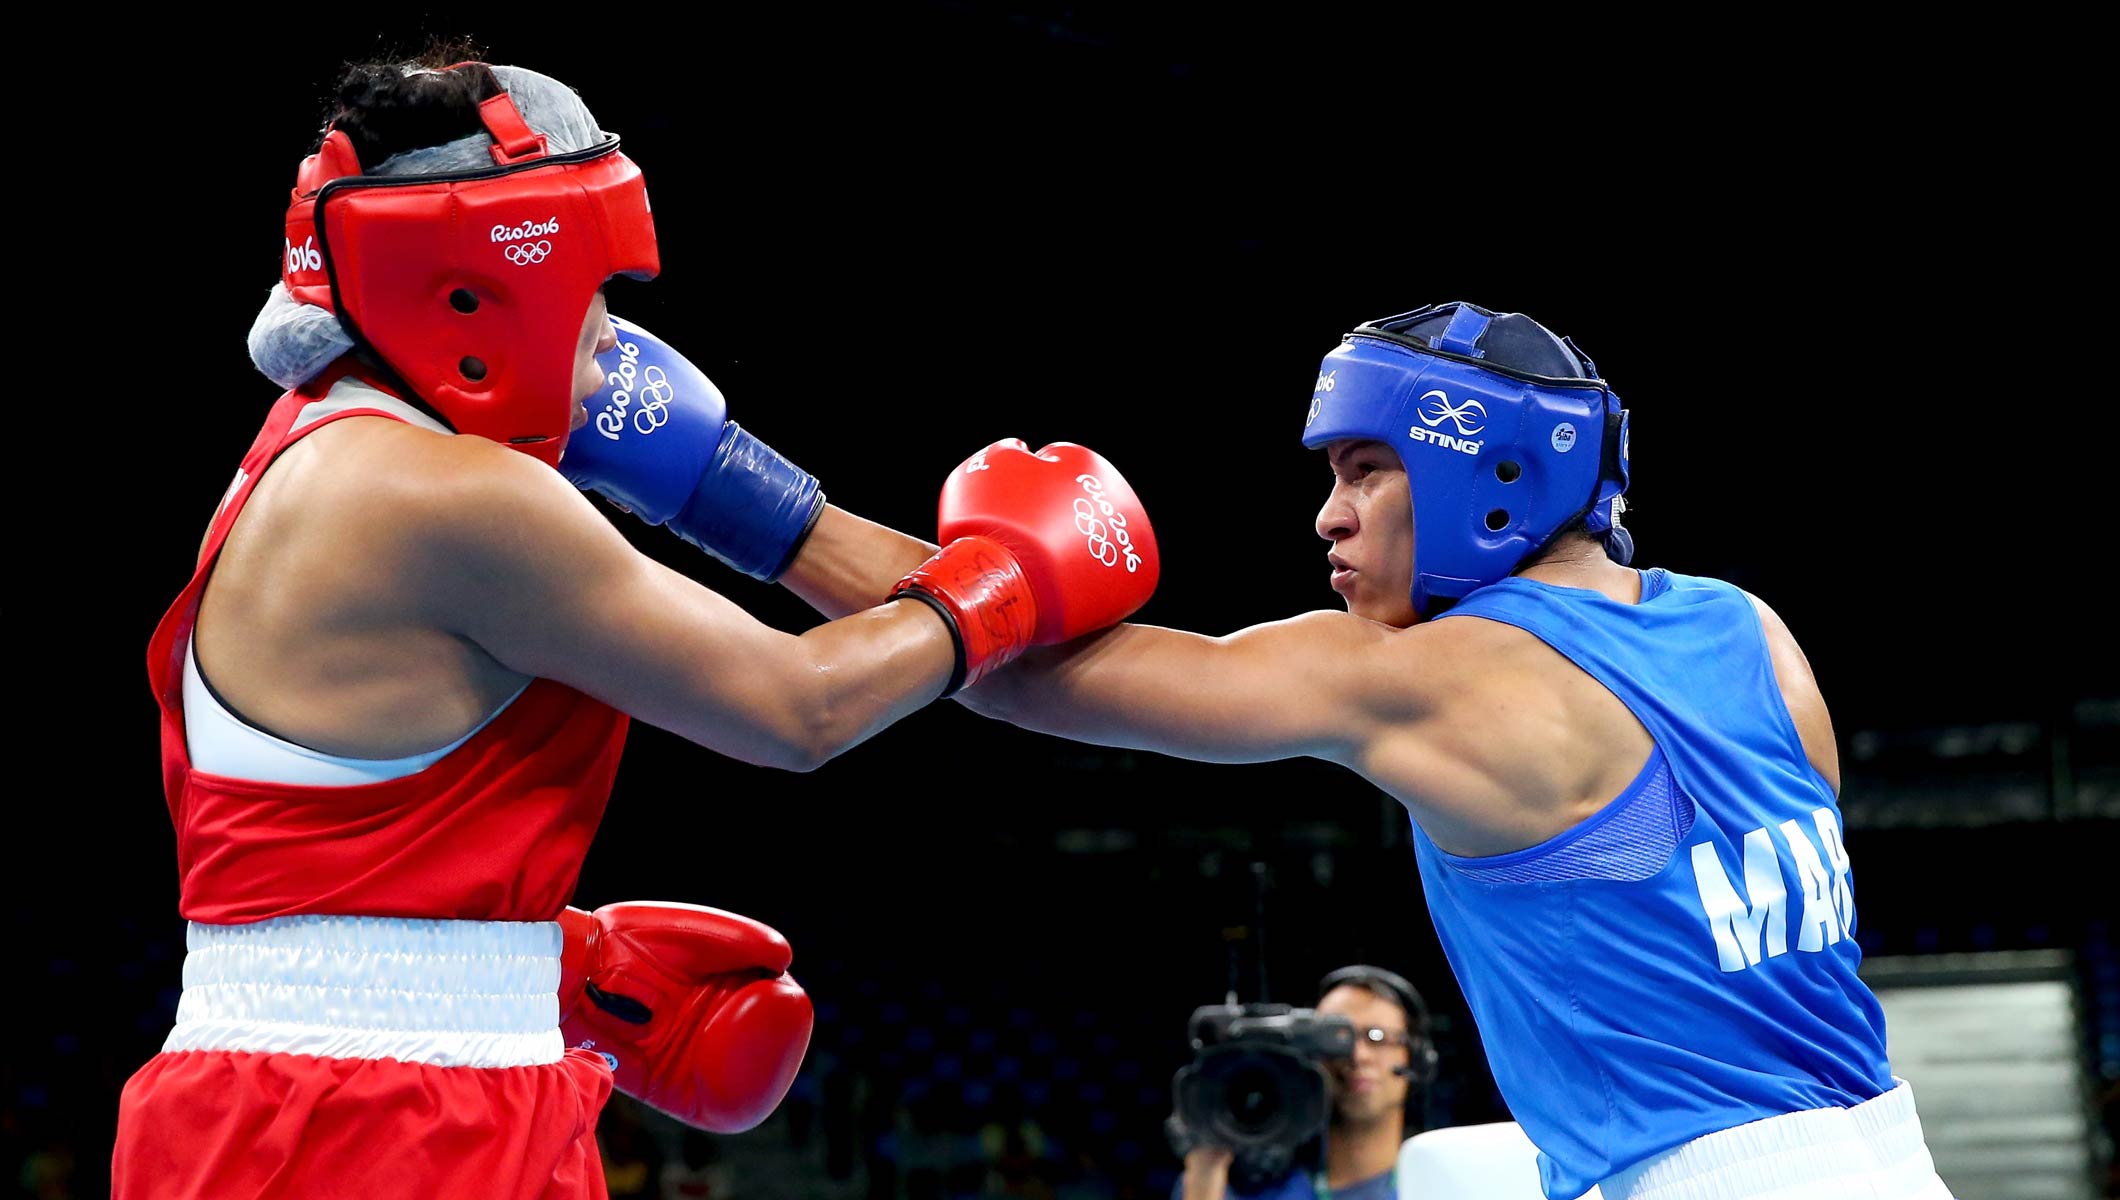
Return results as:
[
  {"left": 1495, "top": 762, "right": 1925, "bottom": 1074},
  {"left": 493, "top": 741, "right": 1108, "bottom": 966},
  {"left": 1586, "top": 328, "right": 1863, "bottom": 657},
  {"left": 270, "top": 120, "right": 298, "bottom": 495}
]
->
[
  {"left": 955, "top": 611, "right": 1420, "bottom": 766},
  {"left": 768, "top": 510, "right": 1404, "bottom": 767},
  {"left": 418, "top": 441, "right": 954, "bottom": 773}
]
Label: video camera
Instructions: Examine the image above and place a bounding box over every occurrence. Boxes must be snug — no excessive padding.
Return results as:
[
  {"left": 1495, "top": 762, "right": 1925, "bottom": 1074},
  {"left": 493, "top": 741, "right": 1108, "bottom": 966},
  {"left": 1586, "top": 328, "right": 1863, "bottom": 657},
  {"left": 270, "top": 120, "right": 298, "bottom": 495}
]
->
[{"left": 1168, "top": 1000, "right": 1357, "bottom": 1190}]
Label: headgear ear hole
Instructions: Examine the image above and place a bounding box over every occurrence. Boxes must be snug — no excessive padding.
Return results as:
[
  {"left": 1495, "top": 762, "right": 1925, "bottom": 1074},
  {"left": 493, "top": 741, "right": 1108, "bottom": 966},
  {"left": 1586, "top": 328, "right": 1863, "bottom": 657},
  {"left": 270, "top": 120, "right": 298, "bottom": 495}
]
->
[
  {"left": 459, "top": 356, "right": 488, "bottom": 382},
  {"left": 1485, "top": 509, "right": 1510, "bottom": 532},
  {"left": 1496, "top": 461, "right": 1522, "bottom": 484},
  {"left": 449, "top": 289, "right": 480, "bottom": 314}
]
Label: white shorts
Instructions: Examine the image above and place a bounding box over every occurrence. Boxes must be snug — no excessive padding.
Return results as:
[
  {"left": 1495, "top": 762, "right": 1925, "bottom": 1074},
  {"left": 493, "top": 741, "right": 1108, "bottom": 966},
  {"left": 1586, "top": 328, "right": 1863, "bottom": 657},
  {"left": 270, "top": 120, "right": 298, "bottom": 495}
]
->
[{"left": 1599, "top": 1079, "right": 1953, "bottom": 1200}]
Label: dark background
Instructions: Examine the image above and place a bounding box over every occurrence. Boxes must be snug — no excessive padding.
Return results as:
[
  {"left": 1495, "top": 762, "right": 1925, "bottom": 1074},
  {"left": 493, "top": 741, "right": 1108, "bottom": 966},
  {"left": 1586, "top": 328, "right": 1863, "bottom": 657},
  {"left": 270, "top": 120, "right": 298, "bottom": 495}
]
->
[{"left": 24, "top": 6, "right": 2111, "bottom": 1197}]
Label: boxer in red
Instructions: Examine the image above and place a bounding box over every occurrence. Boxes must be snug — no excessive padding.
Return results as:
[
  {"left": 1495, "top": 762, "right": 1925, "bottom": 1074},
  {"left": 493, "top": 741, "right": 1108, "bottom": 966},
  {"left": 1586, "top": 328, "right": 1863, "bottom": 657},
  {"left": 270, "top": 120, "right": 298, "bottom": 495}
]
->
[{"left": 117, "top": 52, "right": 1158, "bottom": 1199}]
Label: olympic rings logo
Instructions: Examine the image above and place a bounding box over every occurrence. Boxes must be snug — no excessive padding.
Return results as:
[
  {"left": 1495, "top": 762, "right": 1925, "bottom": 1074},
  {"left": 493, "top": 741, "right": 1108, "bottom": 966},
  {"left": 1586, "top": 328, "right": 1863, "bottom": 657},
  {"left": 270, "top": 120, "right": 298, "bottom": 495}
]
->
[
  {"left": 594, "top": 340, "right": 673, "bottom": 440},
  {"left": 1304, "top": 371, "right": 1337, "bottom": 427},
  {"left": 1072, "top": 499, "right": 1114, "bottom": 563},
  {"left": 633, "top": 366, "right": 674, "bottom": 434},
  {"left": 504, "top": 240, "right": 553, "bottom": 266},
  {"left": 1073, "top": 474, "right": 1142, "bottom": 573}
]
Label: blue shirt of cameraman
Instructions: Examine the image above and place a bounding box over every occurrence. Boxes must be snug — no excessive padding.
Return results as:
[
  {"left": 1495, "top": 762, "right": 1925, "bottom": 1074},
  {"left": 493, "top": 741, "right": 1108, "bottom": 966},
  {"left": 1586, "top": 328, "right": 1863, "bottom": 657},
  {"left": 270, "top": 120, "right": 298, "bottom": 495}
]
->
[{"left": 1172, "top": 1165, "right": 1396, "bottom": 1200}]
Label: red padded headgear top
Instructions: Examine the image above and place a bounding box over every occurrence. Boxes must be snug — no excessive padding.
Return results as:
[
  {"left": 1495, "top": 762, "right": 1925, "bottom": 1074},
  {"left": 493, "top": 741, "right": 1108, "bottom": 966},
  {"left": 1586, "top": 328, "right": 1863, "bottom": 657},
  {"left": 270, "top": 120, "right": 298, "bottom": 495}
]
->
[{"left": 281, "top": 86, "right": 659, "bottom": 465}]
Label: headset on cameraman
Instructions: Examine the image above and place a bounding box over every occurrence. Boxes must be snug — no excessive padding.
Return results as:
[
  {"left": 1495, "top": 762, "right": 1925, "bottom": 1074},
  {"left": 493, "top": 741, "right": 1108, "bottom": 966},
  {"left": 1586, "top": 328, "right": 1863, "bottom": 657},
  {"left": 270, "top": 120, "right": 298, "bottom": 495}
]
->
[{"left": 1316, "top": 965, "right": 1439, "bottom": 1091}]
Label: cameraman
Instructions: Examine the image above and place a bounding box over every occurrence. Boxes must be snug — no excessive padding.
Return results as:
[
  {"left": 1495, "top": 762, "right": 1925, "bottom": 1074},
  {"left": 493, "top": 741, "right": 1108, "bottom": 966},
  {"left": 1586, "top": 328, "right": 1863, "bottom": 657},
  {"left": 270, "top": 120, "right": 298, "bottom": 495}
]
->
[{"left": 1179, "top": 967, "right": 1436, "bottom": 1200}]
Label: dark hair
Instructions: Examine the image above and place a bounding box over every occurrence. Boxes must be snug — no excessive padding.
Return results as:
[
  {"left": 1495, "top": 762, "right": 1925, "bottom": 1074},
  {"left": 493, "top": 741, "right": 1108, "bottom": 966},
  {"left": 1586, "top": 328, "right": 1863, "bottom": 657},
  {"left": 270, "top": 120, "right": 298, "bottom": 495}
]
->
[
  {"left": 1524, "top": 507, "right": 1629, "bottom": 571},
  {"left": 322, "top": 39, "right": 502, "bottom": 168},
  {"left": 1543, "top": 514, "right": 1602, "bottom": 552}
]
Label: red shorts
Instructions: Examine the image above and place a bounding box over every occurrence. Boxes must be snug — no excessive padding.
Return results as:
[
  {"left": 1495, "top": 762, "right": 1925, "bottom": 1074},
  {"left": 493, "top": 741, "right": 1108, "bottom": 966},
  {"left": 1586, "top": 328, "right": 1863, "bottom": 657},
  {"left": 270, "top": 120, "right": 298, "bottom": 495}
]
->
[
  {"left": 113, "top": 1046, "right": 614, "bottom": 1200},
  {"left": 115, "top": 915, "right": 605, "bottom": 1199}
]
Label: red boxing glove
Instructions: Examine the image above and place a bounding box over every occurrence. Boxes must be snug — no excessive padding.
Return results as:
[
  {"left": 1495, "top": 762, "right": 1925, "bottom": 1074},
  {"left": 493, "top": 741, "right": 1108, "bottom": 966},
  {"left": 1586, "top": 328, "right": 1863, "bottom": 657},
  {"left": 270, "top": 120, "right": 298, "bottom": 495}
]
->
[
  {"left": 892, "top": 440, "right": 1159, "bottom": 693},
  {"left": 558, "top": 902, "right": 814, "bottom": 1133}
]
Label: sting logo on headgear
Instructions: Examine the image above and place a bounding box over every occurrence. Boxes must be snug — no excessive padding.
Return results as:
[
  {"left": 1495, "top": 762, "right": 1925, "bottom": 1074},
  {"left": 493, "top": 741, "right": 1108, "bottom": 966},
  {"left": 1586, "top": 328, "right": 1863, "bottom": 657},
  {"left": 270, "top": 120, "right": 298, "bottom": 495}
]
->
[
  {"left": 1301, "top": 301, "right": 1631, "bottom": 618},
  {"left": 279, "top": 74, "right": 660, "bottom": 467},
  {"left": 1416, "top": 392, "right": 1486, "bottom": 436}
]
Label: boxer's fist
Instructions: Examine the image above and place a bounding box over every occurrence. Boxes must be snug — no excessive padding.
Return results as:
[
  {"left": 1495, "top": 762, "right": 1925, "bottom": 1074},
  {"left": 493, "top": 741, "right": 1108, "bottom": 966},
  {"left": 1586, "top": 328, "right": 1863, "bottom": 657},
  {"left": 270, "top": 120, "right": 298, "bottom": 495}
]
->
[
  {"left": 941, "top": 440, "right": 1158, "bottom": 644},
  {"left": 561, "top": 316, "right": 729, "bottom": 524},
  {"left": 559, "top": 902, "right": 814, "bottom": 1132},
  {"left": 890, "top": 440, "right": 1158, "bottom": 692},
  {"left": 563, "top": 317, "right": 823, "bottom": 580}
]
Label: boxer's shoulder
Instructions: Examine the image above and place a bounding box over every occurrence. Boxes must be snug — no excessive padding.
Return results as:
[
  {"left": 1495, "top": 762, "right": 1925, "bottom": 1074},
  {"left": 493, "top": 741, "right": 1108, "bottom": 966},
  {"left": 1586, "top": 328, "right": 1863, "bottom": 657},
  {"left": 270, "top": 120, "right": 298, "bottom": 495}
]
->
[
  {"left": 1354, "top": 612, "right": 1575, "bottom": 710},
  {"left": 213, "top": 413, "right": 579, "bottom": 626},
  {"left": 1357, "top": 614, "right": 1656, "bottom": 852},
  {"left": 1742, "top": 590, "right": 1840, "bottom": 794},
  {"left": 284, "top": 414, "right": 576, "bottom": 548}
]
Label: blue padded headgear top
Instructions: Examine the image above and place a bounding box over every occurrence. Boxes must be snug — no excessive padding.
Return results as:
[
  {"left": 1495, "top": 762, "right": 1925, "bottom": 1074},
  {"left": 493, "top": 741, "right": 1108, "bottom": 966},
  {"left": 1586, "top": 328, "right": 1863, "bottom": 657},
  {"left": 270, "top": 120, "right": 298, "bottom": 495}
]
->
[{"left": 1301, "top": 301, "right": 1631, "bottom": 618}]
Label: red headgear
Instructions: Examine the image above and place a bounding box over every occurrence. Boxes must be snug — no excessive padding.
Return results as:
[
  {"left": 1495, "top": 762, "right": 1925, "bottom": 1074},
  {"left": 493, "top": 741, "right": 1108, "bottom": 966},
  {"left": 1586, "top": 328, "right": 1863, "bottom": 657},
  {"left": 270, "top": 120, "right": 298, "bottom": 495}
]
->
[{"left": 280, "top": 85, "right": 660, "bottom": 465}]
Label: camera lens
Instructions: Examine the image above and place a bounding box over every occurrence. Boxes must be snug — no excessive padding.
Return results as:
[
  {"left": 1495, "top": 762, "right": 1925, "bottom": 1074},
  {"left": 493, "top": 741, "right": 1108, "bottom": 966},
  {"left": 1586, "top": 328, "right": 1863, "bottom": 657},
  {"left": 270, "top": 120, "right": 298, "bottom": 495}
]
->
[
  {"left": 1224, "top": 1064, "right": 1281, "bottom": 1132},
  {"left": 1174, "top": 1020, "right": 1333, "bottom": 1163}
]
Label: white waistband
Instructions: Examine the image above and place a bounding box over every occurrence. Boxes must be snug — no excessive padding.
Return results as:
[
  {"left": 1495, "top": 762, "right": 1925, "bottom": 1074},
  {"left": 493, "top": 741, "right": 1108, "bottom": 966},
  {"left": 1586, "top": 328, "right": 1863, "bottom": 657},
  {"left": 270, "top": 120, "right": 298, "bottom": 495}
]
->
[
  {"left": 1599, "top": 1080, "right": 1954, "bottom": 1200},
  {"left": 164, "top": 914, "right": 565, "bottom": 1068}
]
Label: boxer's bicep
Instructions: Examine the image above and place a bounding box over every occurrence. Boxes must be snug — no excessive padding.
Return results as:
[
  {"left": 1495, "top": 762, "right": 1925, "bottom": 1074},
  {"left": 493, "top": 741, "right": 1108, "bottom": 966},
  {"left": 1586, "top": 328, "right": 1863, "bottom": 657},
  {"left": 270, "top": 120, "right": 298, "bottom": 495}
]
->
[{"left": 958, "top": 611, "right": 1390, "bottom": 765}]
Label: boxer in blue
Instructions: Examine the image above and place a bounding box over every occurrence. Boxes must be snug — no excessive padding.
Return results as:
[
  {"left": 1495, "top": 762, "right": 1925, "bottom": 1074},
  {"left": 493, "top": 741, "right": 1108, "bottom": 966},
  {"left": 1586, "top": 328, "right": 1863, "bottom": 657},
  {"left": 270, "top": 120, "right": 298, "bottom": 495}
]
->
[{"left": 703, "top": 302, "right": 1956, "bottom": 1200}]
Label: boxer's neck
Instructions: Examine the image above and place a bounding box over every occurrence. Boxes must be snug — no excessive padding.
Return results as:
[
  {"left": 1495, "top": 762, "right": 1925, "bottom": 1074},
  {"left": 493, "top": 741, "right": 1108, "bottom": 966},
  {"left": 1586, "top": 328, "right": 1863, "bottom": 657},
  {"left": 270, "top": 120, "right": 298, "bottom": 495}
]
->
[{"left": 1517, "top": 539, "right": 1642, "bottom": 606}]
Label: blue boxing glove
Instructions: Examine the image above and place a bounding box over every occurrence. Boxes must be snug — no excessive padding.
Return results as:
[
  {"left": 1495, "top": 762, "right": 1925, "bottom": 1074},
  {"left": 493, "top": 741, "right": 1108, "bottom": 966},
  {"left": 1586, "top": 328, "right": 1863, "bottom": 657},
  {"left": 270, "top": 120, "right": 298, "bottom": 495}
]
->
[{"left": 563, "top": 316, "right": 825, "bottom": 581}]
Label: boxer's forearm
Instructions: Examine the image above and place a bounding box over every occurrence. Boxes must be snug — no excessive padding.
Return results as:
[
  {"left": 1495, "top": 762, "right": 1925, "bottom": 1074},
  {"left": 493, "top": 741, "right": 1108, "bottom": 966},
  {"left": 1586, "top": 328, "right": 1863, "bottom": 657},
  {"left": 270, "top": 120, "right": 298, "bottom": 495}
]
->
[
  {"left": 954, "top": 624, "right": 1212, "bottom": 754},
  {"left": 778, "top": 506, "right": 938, "bottom": 619},
  {"left": 956, "top": 613, "right": 1382, "bottom": 766}
]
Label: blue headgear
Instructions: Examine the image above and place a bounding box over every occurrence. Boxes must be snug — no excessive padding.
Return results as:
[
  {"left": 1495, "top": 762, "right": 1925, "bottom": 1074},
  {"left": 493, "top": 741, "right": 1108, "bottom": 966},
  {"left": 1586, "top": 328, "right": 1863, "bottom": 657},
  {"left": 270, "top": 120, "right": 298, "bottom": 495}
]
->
[{"left": 1301, "top": 302, "right": 1631, "bottom": 618}]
